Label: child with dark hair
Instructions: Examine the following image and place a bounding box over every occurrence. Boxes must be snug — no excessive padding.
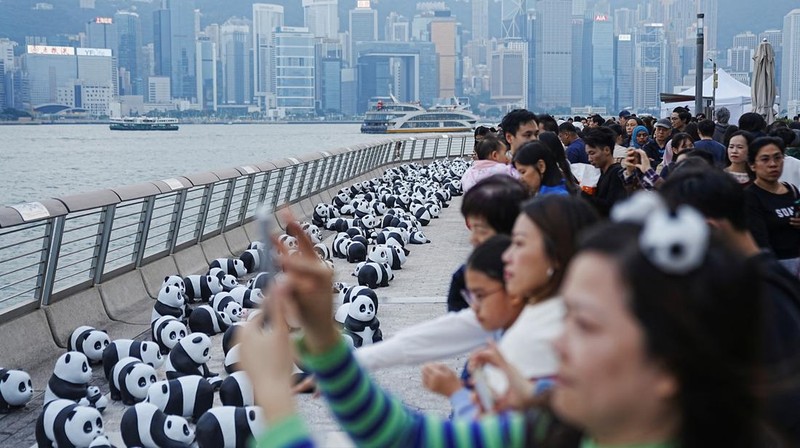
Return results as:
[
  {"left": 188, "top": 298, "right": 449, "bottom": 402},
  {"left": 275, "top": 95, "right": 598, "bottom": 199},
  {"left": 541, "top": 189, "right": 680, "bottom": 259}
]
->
[
  {"left": 460, "top": 136, "right": 519, "bottom": 192},
  {"left": 513, "top": 141, "right": 570, "bottom": 196}
]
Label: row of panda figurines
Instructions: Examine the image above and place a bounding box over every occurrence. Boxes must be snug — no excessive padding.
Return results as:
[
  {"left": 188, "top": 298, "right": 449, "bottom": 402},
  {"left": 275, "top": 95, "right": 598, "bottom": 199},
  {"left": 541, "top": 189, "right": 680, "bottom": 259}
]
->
[{"left": 20, "top": 159, "right": 467, "bottom": 448}]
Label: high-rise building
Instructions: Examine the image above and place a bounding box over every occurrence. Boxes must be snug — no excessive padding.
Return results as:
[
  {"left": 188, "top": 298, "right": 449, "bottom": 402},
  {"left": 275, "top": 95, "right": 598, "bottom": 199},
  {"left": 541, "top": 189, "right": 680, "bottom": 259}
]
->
[
  {"left": 340, "top": 67, "right": 357, "bottom": 116},
  {"left": 315, "top": 38, "right": 342, "bottom": 114},
  {"left": 698, "top": 0, "right": 718, "bottom": 52},
  {"left": 273, "top": 27, "right": 315, "bottom": 117},
  {"left": 252, "top": 3, "right": 284, "bottom": 110},
  {"left": 153, "top": 9, "right": 171, "bottom": 80},
  {"left": 429, "top": 14, "right": 458, "bottom": 99},
  {"left": 165, "top": 0, "right": 196, "bottom": 101},
  {"left": 195, "top": 36, "right": 217, "bottom": 111},
  {"left": 615, "top": 34, "right": 634, "bottom": 112},
  {"left": 148, "top": 76, "right": 171, "bottom": 103},
  {"left": 613, "top": 8, "right": 635, "bottom": 35},
  {"left": 220, "top": 18, "right": 252, "bottom": 105},
  {"left": 349, "top": 1, "right": 378, "bottom": 67},
  {"left": 501, "top": 0, "right": 526, "bottom": 39},
  {"left": 86, "top": 17, "right": 118, "bottom": 54},
  {"left": 0, "top": 60, "right": 6, "bottom": 110},
  {"left": 115, "top": 11, "right": 143, "bottom": 96},
  {"left": 385, "top": 12, "right": 410, "bottom": 42},
  {"left": 634, "top": 23, "right": 667, "bottom": 111},
  {"left": 534, "top": 0, "right": 572, "bottom": 110},
  {"left": 732, "top": 32, "right": 758, "bottom": 51},
  {"left": 491, "top": 40, "right": 527, "bottom": 107},
  {"left": 472, "top": 0, "right": 489, "bottom": 41},
  {"left": 590, "top": 14, "right": 615, "bottom": 111},
  {"left": 0, "top": 39, "right": 17, "bottom": 72},
  {"left": 354, "top": 41, "right": 437, "bottom": 113},
  {"left": 782, "top": 9, "right": 800, "bottom": 116},
  {"left": 571, "top": 16, "right": 587, "bottom": 107},
  {"left": 303, "top": 0, "right": 338, "bottom": 40}
]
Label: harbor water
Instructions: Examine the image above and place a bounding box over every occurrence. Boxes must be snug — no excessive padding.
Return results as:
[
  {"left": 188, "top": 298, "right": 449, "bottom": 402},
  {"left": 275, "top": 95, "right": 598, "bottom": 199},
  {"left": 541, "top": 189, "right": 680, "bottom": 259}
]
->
[{"left": 0, "top": 123, "right": 422, "bottom": 207}]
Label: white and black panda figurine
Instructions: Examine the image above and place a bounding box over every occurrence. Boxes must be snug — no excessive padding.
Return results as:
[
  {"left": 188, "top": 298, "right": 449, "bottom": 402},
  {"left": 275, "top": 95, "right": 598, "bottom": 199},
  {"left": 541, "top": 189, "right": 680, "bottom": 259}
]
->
[
  {"left": 357, "top": 262, "right": 389, "bottom": 289},
  {"left": 36, "top": 399, "right": 105, "bottom": 448},
  {"left": 44, "top": 352, "right": 108, "bottom": 412},
  {"left": 151, "top": 316, "right": 188, "bottom": 355},
  {"left": 109, "top": 357, "right": 158, "bottom": 405},
  {"left": 151, "top": 285, "right": 188, "bottom": 324},
  {"left": 162, "top": 275, "right": 186, "bottom": 297},
  {"left": 188, "top": 304, "right": 232, "bottom": 336},
  {"left": 218, "top": 274, "right": 239, "bottom": 292},
  {"left": 121, "top": 402, "right": 195, "bottom": 448},
  {"left": 248, "top": 241, "right": 265, "bottom": 251},
  {"left": 300, "top": 222, "right": 323, "bottom": 244},
  {"left": 209, "top": 258, "right": 247, "bottom": 278},
  {"left": 195, "top": 406, "right": 265, "bottom": 448},
  {"left": 165, "top": 332, "right": 221, "bottom": 389},
  {"left": 0, "top": 368, "right": 33, "bottom": 412},
  {"left": 67, "top": 326, "right": 110, "bottom": 364},
  {"left": 346, "top": 240, "right": 368, "bottom": 263},
  {"left": 146, "top": 376, "right": 214, "bottom": 421},
  {"left": 343, "top": 286, "right": 379, "bottom": 309},
  {"left": 102, "top": 339, "right": 164, "bottom": 382},
  {"left": 222, "top": 323, "right": 245, "bottom": 356},
  {"left": 228, "top": 286, "right": 263, "bottom": 309},
  {"left": 409, "top": 230, "right": 431, "bottom": 244},
  {"left": 238, "top": 249, "right": 262, "bottom": 274},
  {"left": 223, "top": 344, "right": 241, "bottom": 374},
  {"left": 87, "top": 435, "right": 115, "bottom": 448},
  {"left": 211, "top": 293, "right": 243, "bottom": 323},
  {"left": 342, "top": 295, "right": 382, "bottom": 348},
  {"left": 313, "top": 242, "right": 332, "bottom": 261},
  {"left": 278, "top": 234, "right": 298, "bottom": 251},
  {"left": 219, "top": 371, "right": 254, "bottom": 407},
  {"left": 183, "top": 274, "right": 223, "bottom": 303},
  {"left": 246, "top": 272, "right": 270, "bottom": 290}
]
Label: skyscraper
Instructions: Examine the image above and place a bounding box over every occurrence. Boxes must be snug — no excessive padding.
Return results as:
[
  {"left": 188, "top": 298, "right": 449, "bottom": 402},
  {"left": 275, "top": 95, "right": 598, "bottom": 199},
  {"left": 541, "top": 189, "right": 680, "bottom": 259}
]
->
[
  {"left": 303, "top": 0, "right": 338, "bottom": 39},
  {"left": 634, "top": 23, "right": 667, "bottom": 111},
  {"left": 315, "top": 38, "right": 342, "bottom": 114},
  {"left": 615, "top": 34, "right": 634, "bottom": 112},
  {"left": 195, "top": 36, "right": 217, "bottom": 111},
  {"left": 252, "top": 3, "right": 284, "bottom": 110},
  {"left": 274, "top": 27, "right": 315, "bottom": 117},
  {"left": 349, "top": 1, "right": 378, "bottom": 68},
  {"left": 166, "top": 0, "right": 196, "bottom": 101},
  {"left": 385, "top": 12, "right": 410, "bottom": 42},
  {"left": 782, "top": 9, "right": 800, "bottom": 116},
  {"left": 590, "top": 14, "right": 615, "bottom": 111},
  {"left": 220, "top": 18, "right": 252, "bottom": 105},
  {"left": 501, "top": 0, "right": 526, "bottom": 40},
  {"left": 429, "top": 14, "right": 458, "bottom": 99},
  {"left": 153, "top": 9, "right": 171, "bottom": 81},
  {"left": 472, "top": 0, "right": 489, "bottom": 41},
  {"left": 491, "top": 40, "right": 527, "bottom": 107},
  {"left": 115, "top": 11, "right": 143, "bottom": 96},
  {"left": 86, "top": 17, "right": 118, "bottom": 54},
  {"left": 534, "top": 0, "right": 572, "bottom": 110}
]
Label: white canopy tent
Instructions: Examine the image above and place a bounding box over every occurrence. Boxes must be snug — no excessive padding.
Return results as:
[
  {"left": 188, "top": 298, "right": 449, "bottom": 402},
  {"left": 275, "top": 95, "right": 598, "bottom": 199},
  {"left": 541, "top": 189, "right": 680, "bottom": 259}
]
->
[{"left": 660, "top": 69, "right": 752, "bottom": 122}]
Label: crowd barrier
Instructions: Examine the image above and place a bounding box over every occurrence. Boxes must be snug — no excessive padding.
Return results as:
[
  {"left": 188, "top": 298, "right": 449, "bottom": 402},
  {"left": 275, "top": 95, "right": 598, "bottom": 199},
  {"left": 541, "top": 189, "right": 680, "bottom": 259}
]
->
[{"left": 0, "top": 134, "right": 473, "bottom": 374}]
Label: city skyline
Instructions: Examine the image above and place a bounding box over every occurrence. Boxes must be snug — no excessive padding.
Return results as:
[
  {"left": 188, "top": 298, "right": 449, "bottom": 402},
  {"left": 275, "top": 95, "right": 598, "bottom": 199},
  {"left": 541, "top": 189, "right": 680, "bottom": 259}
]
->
[{"left": 0, "top": 0, "right": 799, "bottom": 118}]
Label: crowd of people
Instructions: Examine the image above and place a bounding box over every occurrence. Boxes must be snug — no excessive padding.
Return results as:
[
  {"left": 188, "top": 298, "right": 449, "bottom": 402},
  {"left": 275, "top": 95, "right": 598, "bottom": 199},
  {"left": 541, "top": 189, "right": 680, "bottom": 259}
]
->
[{"left": 235, "top": 107, "right": 800, "bottom": 448}]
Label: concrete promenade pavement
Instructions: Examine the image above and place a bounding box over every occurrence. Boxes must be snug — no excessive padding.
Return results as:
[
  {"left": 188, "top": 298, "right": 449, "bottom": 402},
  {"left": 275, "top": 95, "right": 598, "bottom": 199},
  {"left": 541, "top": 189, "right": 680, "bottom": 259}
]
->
[{"left": 11, "top": 194, "right": 473, "bottom": 448}]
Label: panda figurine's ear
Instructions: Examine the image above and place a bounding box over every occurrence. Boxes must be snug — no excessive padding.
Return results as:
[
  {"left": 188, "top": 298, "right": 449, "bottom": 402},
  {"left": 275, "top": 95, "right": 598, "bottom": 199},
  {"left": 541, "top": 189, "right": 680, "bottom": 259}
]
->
[
  {"left": 66, "top": 409, "right": 78, "bottom": 421},
  {"left": 0, "top": 372, "right": 8, "bottom": 382}
]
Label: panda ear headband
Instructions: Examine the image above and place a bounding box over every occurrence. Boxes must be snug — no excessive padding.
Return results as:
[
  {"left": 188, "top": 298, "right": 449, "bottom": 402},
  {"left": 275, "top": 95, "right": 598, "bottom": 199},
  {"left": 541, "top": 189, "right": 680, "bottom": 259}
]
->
[{"left": 610, "top": 192, "right": 709, "bottom": 275}]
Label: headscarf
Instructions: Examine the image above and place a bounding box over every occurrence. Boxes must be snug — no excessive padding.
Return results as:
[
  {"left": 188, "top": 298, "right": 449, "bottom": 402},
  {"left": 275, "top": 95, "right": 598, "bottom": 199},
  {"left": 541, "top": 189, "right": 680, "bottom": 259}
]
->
[{"left": 631, "top": 125, "right": 650, "bottom": 149}]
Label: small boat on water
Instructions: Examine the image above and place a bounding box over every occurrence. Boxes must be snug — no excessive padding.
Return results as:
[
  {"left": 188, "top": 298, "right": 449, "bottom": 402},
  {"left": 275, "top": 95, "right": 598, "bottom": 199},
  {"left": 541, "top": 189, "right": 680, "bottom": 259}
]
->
[
  {"left": 109, "top": 117, "right": 179, "bottom": 131},
  {"left": 361, "top": 95, "right": 478, "bottom": 134}
]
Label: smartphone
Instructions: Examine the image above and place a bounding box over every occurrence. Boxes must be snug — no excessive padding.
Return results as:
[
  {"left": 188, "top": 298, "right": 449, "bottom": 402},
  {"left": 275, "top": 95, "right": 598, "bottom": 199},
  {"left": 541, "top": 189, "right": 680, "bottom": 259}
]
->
[
  {"left": 794, "top": 199, "right": 800, "bottom": 219},
  {"left": 471, "top": 368, "right": 495, "bottom": 413}
]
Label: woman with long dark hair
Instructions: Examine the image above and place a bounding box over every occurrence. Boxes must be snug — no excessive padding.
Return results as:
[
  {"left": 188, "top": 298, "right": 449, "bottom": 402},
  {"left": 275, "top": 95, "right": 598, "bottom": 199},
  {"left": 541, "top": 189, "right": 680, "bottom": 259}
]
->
[
  {"left": 534, "top": 132, "right": 579, "bottom": 194},
  {"left": 513, "top": 141, "right": 571, "bottom": 196}
]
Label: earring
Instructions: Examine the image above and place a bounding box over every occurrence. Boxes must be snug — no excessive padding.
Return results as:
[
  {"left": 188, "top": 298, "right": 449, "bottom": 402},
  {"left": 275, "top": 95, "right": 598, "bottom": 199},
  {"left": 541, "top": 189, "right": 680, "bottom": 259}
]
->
[{"left": 546, "top": 267, "right": 554, "bottom": 277}]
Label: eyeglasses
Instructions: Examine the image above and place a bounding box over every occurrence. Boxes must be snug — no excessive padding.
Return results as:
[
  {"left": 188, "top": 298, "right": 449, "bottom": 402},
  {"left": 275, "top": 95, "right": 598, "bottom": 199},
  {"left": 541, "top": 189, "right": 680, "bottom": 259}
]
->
[
  {"left": 755, "top": 154, "right": 785, "bottom": 164},
  {"left": 460, "top": 287, "right": 505, "bottom": 307}
]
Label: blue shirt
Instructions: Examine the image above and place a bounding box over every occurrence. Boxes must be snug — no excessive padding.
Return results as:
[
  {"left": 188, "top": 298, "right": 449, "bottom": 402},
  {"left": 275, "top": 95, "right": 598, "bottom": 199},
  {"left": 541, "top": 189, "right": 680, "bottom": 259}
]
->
[
  {"left": 566, "top": 138, "right": 588, "bottom": 164},
  {"left": 694, "top": 139, "right": 727, "bottom": 166},
  {"left": 539, "top": 180, "right": 570, "bottom": 196}
]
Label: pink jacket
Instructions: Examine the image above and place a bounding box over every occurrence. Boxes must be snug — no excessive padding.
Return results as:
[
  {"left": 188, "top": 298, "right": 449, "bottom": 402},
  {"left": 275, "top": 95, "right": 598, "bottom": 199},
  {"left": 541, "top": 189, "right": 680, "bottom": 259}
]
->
[{"left": 461, "top": 160, "right": 520, "bottom": 192}]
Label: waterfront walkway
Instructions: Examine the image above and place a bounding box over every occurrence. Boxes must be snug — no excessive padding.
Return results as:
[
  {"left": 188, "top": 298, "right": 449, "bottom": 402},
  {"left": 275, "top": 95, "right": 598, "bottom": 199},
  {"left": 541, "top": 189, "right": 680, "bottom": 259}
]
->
[{"left": 7, "top": 194, "right": 472, "bottom": 447}]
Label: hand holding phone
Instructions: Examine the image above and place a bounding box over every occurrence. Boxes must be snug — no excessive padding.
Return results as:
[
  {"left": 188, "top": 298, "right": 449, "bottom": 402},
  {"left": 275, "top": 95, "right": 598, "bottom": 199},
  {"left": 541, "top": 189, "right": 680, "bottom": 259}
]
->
[{"left": 471, "top": 367, "right": 495, "bottom": 413}]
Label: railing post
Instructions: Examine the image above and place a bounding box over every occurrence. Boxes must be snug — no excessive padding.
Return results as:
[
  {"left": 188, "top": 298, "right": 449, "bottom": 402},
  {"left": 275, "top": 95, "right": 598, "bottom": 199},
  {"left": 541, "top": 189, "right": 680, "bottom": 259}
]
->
[
  {"left": 217, "top": 179, "right": 235, "bottom": 232},
  {"left": 258, "top": 171, "right": 272, "bottom": 204},
  {"left": 272, "top": 168, "right": 286, "bottom": 208},
  {"left": 39, "top": 216, "right": 65, "bottom": 306},
  {"left": 194, "top": 184, "right": 214, "bottom": 242},
  {"left": 238, "top": 174, "right": 256, "bottom": 225},
  {"left": 284, "top": 165, "right": 298, "bottom": 204},
  {"left": 133, "top": 196, "right": 156, "bottom": 267},
  {"left": 90, "top": 204, "right": 116, "bottom": 284},
  {"left": 308, "top": 160, "right": 319, "bottom": 195},
  {"left": 446, "top": 137, "right": 453, "bottom": 157},
  {"left": 166, "top": 190, "right": 187, "bottom": 254}
]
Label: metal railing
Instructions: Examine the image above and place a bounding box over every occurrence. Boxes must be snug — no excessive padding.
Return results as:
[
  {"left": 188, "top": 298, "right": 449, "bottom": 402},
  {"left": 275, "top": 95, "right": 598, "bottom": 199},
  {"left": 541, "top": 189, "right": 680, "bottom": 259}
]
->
[{"left": 0, "top": 134, "right": 474, "bottom": 322}]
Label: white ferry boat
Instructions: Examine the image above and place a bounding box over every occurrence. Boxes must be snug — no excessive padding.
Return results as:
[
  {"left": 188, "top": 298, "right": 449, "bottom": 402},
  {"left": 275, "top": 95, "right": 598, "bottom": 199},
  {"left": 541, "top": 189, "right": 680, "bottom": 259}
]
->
[
  {"left": 109, "top": 117, "right": 180, "bottom": 131},
  {"left": 361, "top": 96, "right": 478, "bottom": 134}
]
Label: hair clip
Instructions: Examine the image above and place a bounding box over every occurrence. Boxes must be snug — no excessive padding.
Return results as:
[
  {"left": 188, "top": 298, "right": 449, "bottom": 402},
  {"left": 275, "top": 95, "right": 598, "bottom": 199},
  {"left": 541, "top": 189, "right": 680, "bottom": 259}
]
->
[{"left": 612, "top": 192, "right": 710, "bottom": 274}]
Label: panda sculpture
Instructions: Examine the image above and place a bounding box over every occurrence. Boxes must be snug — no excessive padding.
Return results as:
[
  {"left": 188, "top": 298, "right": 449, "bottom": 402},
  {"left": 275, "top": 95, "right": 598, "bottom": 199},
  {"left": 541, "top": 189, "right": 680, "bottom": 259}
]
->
[
  {"left": 0, "top": 368, "right": 33, "bottom": 412},
  {"left": 219, "top": 371, "right": 254, "bottom": 407},
  {"left": 67, "top": 326, "right": 110, "bottom": 364},
  {"left": 346, "top": 240, "right": 367, "bottom": 263},
  {"left": 246, "top": 272, "right": 270, "bottom": 290},
  {"left": 151, "top": 285, "right": 188, "bottom": 324},
  {"left": 162, "top": 275, "right": 186, "bottom": 296},
  {"left": 238, "top": 249, "right": 262, "bottom": 274},
  {"left": 342, "top": 286, "right": 379, "bottom": 309},
  {"left": 221, "top": 323, "right": 245, "bottom": 356},
  {"left": 228, "top": 286, "right": 263, "bottom": 309},
  {"left": 44, "top": 352, "right": 108, "bottom": 412},
  {"left": 211, "top": 293, "right": 243, "bottom": 323},
  {"left": 342, "top": 295, "right": 382, "bottom": 348},
  {"left": 195, "top": 406, "right": 265, "bottom": 448},
  {"left": 209, "top": 258, "right": 247, "bottom": 278},
  {"left": 35, "top": 399, "right": 105, "bottom": 448},
  {"left": 278, "top": 234, "right": 298, "bottom": 251},
  {"left": 313, "top": 242, "right": 332, "bottom": 261},
  {"left": 183, "top": 275, "right": 223, "bottom": 303},
  {"left": 188, "top": 304, "right": 232, "bottom": 336},
  {"left": 102, "top": 339, "right": 164, "bottom": 382},
  {"left": 357, "top": 262, "right": 390, "bottom": 289},
  {"left": 300, "top": 222, "right": 322, "bottom": 244},
  {"left": 223, "top": 344, "right": 241, "bottom": 374},
  {"left": 146, "top": 375, "right": 214, "bottom": 421},
  {"left": 248, "top": 241, "right": 265, "bottom": 251},
  {"left": 409, "top": 230, "right": 431, "bottom": 244},
  {"left": 121, "top": 402, "right": 195, "bottom": 448},
  {"left": 165, "top": 332, "right": 221, "bottom": 389},
  {"left": 208, "top": 272, "right": 239, "bottom": 292},
  {"left": 109, "top": 357, "right": 158, "bottom": 405},
  {"left": 367, "top": 245, "right": 390, "bottom": 265},
  {"left": 151, "top": 316, "right": 188, "bottom": 355}
]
